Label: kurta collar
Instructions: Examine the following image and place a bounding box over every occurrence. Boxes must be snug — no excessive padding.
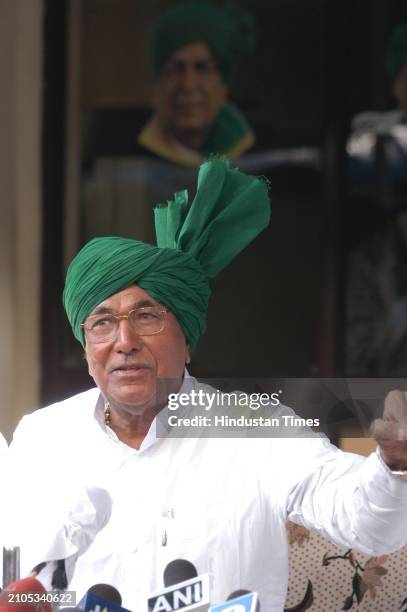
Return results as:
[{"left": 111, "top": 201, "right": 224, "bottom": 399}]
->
[{"left": 93, "top": 369, "right": 193, "bottom": 454}]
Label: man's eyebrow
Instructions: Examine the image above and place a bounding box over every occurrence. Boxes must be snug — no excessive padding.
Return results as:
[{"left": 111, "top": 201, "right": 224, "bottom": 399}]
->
[
  {"left": 90, "top": 306, "right": 114, "bottom": 315},
  {"left": 90, "top": 299, "right": 158, "bottom": 315},
  {"left": 134, "top": 299, "right": 158, "bottom": 308}
]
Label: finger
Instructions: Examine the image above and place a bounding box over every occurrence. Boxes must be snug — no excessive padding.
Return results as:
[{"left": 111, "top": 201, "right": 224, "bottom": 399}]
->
[
  {"left": 384, "top": 389, "right": 407, "bottom": 409},
  {"left": 384, "top": 389, "right": 407, "bottom": 411},
  {"left": 371, "top": 417, "right": 407, "bottom": 441}
]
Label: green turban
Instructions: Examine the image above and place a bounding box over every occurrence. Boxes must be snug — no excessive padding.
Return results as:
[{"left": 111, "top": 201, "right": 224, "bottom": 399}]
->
[
  {"left": 63, "top": 159, "right": 270, "bottom": 349},
  {"left": 386, "top": 22, "right": 407, "bottom": 81},
  {"left": 150, "top": 0, "right": 255, "bottom": 84}
]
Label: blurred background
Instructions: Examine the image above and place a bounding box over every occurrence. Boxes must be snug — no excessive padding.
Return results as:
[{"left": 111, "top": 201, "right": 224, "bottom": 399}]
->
[{"left": 2, "top": 0, "right": 407, "bottom": 440}]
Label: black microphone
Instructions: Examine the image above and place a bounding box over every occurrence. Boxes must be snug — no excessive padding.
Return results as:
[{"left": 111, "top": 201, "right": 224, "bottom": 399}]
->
[
  {"left": 163, "top": 559, "right": 198, "bottom": 587},
  {"left": 209, "top": 589, "right": 260, "bottom": 611},
  {"left": 78, "top": 583, "right": 129, "bottom": 612},
  {"left": 87, "top": 584, "right": 122, "bottom": 606},
  {"left": 147, "top": 559, "right": 210, "bottom": 611},
  {"left": 51, "top": 560, "right": 68, "bottom": 591},
  {"left": 227, "top": 590, "right": 251, "bottom": 600},
  {"left": 30, "top": 562, "right": 47, "bottom": 576}
]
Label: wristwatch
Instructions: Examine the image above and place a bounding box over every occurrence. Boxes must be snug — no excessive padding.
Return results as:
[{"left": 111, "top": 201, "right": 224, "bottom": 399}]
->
[{"left": 389, "top": 468, "right": 407, "bottom": 477}]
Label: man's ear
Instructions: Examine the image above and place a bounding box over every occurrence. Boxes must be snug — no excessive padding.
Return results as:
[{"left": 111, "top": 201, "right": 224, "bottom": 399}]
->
[
  {"left": 83, "top": 349, "right": 93, "bottom": 377},
  {"left": 186, "top": 345, "right": 191, "bottom": 365}
]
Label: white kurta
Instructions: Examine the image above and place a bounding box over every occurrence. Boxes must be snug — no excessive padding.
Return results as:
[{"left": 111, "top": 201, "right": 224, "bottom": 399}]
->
[
  {"left": 4, "top": 377, "right": 407, "bottom": 611},
  {"left": 0, "top": 432, "right": 7, "bottom": 458}
]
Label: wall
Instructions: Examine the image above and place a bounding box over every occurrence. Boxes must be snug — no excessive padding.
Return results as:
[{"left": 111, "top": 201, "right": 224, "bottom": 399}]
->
[{"left": 0, "top": 0, "right": 43, "bottom": 440}]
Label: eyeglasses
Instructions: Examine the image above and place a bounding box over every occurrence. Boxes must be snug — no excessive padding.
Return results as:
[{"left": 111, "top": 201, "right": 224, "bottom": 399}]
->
[{"left": 81, "top": 306, "right": 168, "bottom": 343}]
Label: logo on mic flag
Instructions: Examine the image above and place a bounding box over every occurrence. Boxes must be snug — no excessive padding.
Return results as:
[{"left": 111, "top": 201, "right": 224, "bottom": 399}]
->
[
  {"left": 78, "top": 592, "right": 131, "bottom": 612},
  {"left": 147, "top": 574, "right": 210, "bottom": 611}
]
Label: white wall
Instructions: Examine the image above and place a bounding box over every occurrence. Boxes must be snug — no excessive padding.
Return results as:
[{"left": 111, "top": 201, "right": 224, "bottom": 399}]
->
[{"left": 0, "top": 0, "right": 43, "bottom": 441}]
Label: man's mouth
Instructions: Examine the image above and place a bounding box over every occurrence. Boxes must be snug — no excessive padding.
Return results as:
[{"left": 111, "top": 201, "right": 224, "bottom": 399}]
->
[{"left": 111, "top": 364, "right": 150, "bottom": 374}]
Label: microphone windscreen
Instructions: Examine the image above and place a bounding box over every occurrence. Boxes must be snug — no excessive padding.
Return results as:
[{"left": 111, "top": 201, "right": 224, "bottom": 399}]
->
[
  {"left": 87, "top": 584, "right": 122, "bottom": 606},
  {"left": 0, "top": 577, "right": 51, "bottom": 612},
  {"left": 163, "top": 559, "right": 198, "bottom": 587},
  {"left": 51, "top": 560, "right": 67, "bottom": 590},
  {"left": 30, "top": 562, "right": 47, "bottom": 576},
  {"left": 1, "top": 576, "right": 45, "bottom": 593},
  {"left": 225, "top": 590, "right": 261, "bottom": 611},
  {"left": 227, "top": 589, "right": 250, "bottom": 600}
]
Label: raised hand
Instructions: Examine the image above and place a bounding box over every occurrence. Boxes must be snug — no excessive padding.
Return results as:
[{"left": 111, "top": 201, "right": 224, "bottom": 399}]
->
[{"left": 371, "top": 390, "right": 407, "bottom": 471}]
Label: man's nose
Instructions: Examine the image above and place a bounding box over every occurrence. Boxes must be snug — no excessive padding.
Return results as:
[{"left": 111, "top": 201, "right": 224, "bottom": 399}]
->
[
  {"left": 179, "top": 65, "right": 200, "bottom": 89},
  {"left": 115, "top": 319, "right": 143, "bottom": 352}
]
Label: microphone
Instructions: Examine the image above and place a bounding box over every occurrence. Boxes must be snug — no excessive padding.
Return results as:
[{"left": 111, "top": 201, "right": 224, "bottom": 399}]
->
[
  {"left": 78, "top": 583, "right": 131, "bottom": 612},
  {"left": 146, "top": 559, "right": 210, "bottom": 611},
  {"left": 88, "top": 584, "right": 122, "bottom": 605},
  {"left": 0, "top": 576, "right": 52, "bottom": 612},
  {"left": 227, "top": 592, "right": 251, "bottom": 599},
  {"left": 30, "top": 563, "right": 47, "bottom": 577},
  {"left": 163, "top": 559, "right": 198, "bottom": 587},
  {"left": 209, "top": 590, "right": 260, "bottom": 611}
]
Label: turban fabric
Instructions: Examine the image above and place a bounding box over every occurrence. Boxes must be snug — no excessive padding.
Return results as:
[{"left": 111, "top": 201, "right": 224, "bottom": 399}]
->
[
  {"left": 63, "top": 159, "right": 270, "bottom": 349},
  {"left": 150, "top": 0, "right": 256, "bottom": 84},
  {"left": 386, "top": 22, "right": 407, "bottom": 81}
]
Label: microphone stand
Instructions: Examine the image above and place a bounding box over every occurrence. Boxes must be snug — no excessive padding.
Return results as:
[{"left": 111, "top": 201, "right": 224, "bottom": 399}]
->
[{"left": 2, "top": 547, "right": 20, "bottom": 588}]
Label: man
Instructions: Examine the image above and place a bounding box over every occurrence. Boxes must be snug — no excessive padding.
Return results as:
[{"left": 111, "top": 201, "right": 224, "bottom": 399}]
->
[
  {"left": 83, "top": 1, "right": 255, "bottom": 243},
  {"left": 5, "top": 161, "right": 407, "bottom": 611},
  {"left": 81, "top": 1, "right": 262, "bottom": 378},
  {"left": 347, "top": 22, "right": 407, "bottom": 376},
  {"left": 137, "top": 0, "right": 256, "bottom": 165},
  {"left": 348, "top": 21, "right": 407, "bottom": 179}
]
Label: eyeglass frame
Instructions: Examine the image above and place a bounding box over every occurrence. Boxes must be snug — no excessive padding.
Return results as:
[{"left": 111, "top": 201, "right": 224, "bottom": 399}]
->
[{"left": 80, "top": 306, "right": 169, "bottom": 343}]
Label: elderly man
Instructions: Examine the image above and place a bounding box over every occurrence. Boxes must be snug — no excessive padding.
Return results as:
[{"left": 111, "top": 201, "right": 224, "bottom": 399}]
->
[
  {"left": 137, "top": 0, "right": 256, "bottom": 165},
  {"left": 5, "top": 161, "right": 407, "bottom": 611},
  {"left": 83, "top": 1, "right": 255, "bottom": 246},
  {"left": 347, "top": 22, "right": 407, "bottom": 377},
  {"left": 348, "top": 22, "right": 407, "bottom": 178}
]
